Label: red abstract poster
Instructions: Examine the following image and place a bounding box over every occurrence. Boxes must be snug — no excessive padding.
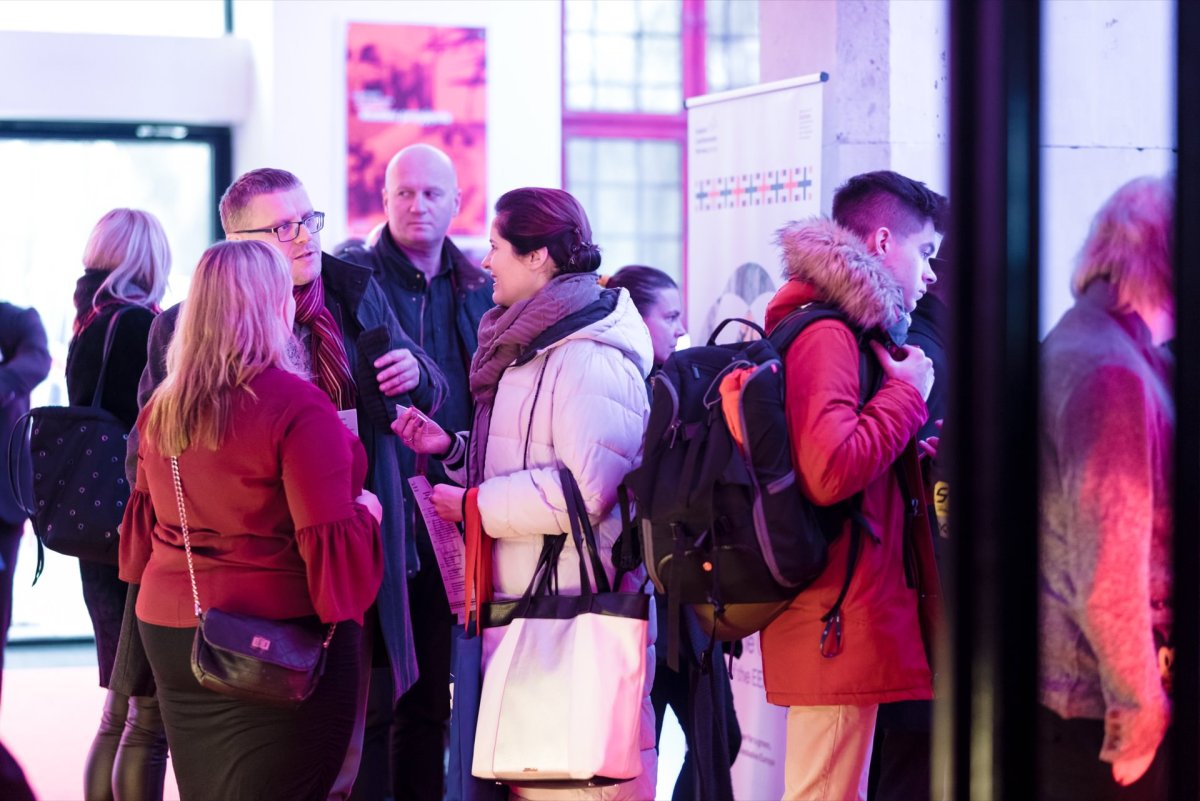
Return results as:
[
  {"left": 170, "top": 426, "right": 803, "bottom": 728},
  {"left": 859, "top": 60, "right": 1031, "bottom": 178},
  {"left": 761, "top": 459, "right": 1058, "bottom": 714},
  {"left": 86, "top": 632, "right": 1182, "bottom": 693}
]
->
[{"left": 346, "top": 22, "right": 487, "bottom": 240}]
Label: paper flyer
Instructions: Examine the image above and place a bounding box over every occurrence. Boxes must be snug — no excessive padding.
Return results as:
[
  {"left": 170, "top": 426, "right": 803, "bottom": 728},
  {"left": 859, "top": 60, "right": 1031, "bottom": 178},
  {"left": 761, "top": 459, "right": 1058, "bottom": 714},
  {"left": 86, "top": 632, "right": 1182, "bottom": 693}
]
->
[{"left": 407, "top": 475, "right": 467, "bottom": 623}]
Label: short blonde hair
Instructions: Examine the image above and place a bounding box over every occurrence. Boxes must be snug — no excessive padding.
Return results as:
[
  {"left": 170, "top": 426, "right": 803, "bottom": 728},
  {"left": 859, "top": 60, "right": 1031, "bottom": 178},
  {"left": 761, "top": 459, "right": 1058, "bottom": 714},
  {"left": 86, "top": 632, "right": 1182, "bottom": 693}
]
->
[
  {"left": 1072, "top": 175, "right": 1174, "bottom": 311},
  {"left": 144, "top": 240, "right": 298, "bottom": 455},
  {"left": 82, "top": 208, "right": 171, "bottom": 309}
]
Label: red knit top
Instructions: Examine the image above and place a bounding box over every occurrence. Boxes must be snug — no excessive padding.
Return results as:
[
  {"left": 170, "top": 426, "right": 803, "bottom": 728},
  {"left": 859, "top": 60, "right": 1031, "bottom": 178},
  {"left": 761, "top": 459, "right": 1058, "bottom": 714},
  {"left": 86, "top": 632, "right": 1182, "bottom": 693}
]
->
[{"left": 119, "top": 367, "right": 383, "bottom": 627}]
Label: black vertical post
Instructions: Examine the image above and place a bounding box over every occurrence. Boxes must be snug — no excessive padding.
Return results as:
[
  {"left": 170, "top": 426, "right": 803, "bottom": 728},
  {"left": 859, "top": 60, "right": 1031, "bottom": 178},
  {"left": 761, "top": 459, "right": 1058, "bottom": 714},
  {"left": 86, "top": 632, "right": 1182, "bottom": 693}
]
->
[
  {"left": 1172, "top": 0, "right": 1200, "bottom": 797},
  {"left": 938, "top": 1, "right": 1040, "bottom": 798}
]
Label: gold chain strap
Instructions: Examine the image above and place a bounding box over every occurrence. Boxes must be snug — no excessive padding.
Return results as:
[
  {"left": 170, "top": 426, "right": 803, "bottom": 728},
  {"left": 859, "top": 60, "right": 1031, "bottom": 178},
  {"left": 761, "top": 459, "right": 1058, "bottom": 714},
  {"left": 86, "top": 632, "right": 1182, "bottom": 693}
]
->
[{"left": 169, "top": 455, "right": 335, "bottom": 647}]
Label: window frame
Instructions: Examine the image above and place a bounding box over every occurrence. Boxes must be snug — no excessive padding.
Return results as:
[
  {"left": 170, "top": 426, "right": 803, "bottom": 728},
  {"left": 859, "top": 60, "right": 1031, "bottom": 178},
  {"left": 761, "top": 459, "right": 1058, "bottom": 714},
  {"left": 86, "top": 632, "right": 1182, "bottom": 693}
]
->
[
  {"left": 561, "top": 0, "right": 723, "bottom": 305},
  {"left": 0, "top": 120, "right": 232, "bottom": 244}
]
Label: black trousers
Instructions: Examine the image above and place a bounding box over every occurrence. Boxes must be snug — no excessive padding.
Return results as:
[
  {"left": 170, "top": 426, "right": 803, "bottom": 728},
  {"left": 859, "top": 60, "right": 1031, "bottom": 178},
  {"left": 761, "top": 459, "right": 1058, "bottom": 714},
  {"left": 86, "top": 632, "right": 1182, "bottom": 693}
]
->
[
  {"left": 1036, "top": 704, "right": 1168, "bottom": 801},
  {"left": 355, "top": 530, "right": 453, "bottom": 801},
  {"left": 391, "top": 542, "right": 453, "bottom": 801},
  {"left": 140, "top": 619, "right": 361, "bottom": 801},
  {"left": 84, "top": 689, "right": 169, "bottom": 801}
]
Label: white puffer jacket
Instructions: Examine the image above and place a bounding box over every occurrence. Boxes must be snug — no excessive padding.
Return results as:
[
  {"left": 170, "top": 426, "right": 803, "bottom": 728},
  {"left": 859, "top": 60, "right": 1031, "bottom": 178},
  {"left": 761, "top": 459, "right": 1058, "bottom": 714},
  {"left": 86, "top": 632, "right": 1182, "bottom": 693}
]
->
[
  {"left": 450, "top": 288, "right": 658, "bottom": 801},
  {"left": 454, "top": 288, "right": 653, "bottom": 598}
]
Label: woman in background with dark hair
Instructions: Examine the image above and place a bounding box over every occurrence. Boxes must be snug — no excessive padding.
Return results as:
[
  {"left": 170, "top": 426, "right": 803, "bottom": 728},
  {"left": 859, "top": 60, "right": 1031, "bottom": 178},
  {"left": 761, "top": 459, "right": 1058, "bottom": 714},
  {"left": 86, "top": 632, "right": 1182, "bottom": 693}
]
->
[
  {"left": 605, "top": 265, "right": 685, "bottom": 369},
  {"left": 607, "top": 264, "right": 740, "bottom": 801},
  {"left": 66, "top": 208, "right": 171, "bottom": 801},
  {"left": 396, "top": 188, "right": 657, "bottom": 800}
]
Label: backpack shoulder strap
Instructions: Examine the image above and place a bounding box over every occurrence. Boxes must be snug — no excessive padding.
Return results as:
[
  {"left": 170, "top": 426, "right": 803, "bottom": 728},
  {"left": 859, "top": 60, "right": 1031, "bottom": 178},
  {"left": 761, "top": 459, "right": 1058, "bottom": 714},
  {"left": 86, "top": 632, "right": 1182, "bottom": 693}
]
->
[
  {"left": 769, "top": 303, "right": 883, "bottom": 411},
  {"left": 766, "top": 302, "right": 846, "bottom": 355}
]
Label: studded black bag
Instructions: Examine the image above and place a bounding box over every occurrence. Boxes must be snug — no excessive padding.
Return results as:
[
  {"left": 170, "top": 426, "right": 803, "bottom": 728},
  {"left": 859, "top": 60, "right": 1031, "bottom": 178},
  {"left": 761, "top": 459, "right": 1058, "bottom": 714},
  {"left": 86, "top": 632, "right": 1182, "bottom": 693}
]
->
[{"left": 8, "top": 310, "right": 131, "bottom": 578}]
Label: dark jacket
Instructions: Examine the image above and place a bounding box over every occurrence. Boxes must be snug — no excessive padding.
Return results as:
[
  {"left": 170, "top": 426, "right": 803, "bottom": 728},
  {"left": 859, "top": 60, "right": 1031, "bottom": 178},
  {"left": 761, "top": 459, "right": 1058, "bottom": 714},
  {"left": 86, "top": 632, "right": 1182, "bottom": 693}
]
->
[
  {"left": 343, "top": 228, "right": 493, "bottom": 438},
  {"left": 0, "top": 303, "right": 51, "bottom": 525},
  {"left": 67, "top": 286, "right": 160, "bottom": 687},
  {"left": 66, "top": 305, "right": 156, "bottom": 430},
  {"left": 135, "top": 254, "right": 448, "bottom": 699},
  {"left": 906, "top": 293, "right": 948, "bottom": 442}
]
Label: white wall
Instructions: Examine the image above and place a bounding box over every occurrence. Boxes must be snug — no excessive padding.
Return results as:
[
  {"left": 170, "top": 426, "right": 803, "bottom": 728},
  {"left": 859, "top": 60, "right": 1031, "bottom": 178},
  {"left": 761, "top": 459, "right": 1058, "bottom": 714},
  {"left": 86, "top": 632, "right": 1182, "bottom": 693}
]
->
[
  {"left": 888, "top": 0, "right": 950, "bottom": 196},
  {"left": 232, "top": 0, "right": 562, "bottom": 249},
  {"left": 1039, "top": 0, "right": 1176, "bottom": 334},
  {"left": 0, "top": 1, "right": 563, "bottom": 251},
  {"left": 0, "top": 30, "right": 253, "bottom": 123}
]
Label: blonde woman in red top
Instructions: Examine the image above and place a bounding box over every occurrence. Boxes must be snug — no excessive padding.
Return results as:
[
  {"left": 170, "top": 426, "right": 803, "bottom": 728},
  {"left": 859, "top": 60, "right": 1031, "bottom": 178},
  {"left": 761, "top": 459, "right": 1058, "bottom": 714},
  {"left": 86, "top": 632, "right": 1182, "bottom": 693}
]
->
[{"left": 118, "top": 240, "right": 385, "bottom": 801}]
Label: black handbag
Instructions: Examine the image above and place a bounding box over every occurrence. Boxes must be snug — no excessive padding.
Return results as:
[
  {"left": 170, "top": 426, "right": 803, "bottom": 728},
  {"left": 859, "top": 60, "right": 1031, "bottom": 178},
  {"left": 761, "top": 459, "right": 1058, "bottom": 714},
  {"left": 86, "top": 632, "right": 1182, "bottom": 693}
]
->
[
  {"left": 170, "top": 455, "right": 333, "bottom": 709},
  {"left": 7, "top": 309, "right": 132, "bottom": 579}
]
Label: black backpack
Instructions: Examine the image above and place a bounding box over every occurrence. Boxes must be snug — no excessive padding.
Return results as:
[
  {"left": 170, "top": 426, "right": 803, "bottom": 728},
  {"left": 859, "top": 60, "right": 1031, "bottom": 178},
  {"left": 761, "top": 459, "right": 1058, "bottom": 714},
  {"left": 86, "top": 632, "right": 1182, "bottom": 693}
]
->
[{"left": 621, "top": 305, "right": 882, "bottom": 668}]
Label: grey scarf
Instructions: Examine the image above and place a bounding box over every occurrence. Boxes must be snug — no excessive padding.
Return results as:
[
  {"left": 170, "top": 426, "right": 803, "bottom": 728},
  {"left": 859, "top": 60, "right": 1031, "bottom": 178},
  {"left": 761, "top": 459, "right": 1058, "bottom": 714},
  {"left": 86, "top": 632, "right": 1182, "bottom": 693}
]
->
[{"left": 466, "top": 273, "right": 604, "bottom": 484}]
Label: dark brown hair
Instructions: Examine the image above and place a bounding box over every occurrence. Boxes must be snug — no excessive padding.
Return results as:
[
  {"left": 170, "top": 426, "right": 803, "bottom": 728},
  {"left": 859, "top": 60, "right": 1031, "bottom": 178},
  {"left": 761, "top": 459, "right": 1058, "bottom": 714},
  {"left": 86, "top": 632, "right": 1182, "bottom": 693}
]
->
[
  {"left": 832, "top": 170, "right": 948, "bottom": 239},
  {"left": 494, "top": 188, "right": 601, "bottom": 273},
  {"left": 605, "top": 264, "right": 677, "bottom": 315}
]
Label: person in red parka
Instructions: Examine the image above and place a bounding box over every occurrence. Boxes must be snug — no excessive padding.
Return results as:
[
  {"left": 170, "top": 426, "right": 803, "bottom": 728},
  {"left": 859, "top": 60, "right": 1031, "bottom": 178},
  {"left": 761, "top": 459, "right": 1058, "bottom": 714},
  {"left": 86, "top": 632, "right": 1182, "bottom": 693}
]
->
[{"left": 761, "top": 171, "right": 945, "bottom": 801}]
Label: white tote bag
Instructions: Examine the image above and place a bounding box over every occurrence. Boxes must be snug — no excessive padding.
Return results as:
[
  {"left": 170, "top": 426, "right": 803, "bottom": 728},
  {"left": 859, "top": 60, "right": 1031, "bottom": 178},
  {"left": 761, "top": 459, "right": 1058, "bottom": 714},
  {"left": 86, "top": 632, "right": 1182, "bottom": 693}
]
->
[{"left": 473, "top": 468, "right": 649, "bottom": 785}]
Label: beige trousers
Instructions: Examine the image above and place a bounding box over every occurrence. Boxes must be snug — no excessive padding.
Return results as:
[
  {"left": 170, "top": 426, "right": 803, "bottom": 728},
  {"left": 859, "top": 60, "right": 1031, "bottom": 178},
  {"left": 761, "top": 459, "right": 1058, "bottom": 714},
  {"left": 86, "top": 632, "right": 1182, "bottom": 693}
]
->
[{"left": 782, "top": 704, "right": 880, "bottom": 801}]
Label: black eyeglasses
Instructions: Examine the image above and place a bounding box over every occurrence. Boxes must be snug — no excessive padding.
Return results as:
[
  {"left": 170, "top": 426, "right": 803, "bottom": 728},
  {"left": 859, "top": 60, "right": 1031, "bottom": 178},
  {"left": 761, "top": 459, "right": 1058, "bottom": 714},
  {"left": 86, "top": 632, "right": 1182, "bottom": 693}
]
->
[{"left": 233, "top": 211, "right": 325, "bottom": 243}]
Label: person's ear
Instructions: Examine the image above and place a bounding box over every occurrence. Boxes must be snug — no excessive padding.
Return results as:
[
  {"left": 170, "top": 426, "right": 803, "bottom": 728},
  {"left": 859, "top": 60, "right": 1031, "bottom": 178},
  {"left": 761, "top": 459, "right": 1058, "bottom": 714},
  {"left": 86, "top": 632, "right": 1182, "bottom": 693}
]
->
[
  {"left": 381, "top": 186, "right": 390, "bottom": 213},
  {"left": 525, "top": 246, "right": 551, "bottom": 272},
  {"left": 868, "top": 226, "right": 892, "bottom": 255},
  {"left": 451, "top": 188, "right": 462, "bottom": 217}
]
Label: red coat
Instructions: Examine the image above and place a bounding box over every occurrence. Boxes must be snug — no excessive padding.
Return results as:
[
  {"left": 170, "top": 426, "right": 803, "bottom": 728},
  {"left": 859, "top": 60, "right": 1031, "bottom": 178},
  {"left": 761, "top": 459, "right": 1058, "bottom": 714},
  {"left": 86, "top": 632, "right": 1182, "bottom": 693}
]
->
[{"left": 760, "top": 218, "right": 936, "bottom": 707}]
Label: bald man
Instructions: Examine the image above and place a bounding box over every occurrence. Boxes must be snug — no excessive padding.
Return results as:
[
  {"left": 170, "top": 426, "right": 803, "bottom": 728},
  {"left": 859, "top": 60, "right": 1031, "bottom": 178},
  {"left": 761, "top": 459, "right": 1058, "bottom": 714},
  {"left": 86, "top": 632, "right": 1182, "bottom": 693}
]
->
[{"left": 344, "top": 144, "right": 492, "bottom": 801}]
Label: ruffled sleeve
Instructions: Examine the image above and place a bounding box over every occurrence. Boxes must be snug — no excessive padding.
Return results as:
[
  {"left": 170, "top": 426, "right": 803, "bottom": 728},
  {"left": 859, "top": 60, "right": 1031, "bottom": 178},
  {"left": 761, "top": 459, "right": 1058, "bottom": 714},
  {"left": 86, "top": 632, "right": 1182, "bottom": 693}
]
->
[
  {"left": 118, "top": 434, "right": 157, "bottom": 584},
  {"left": 118, "top": 487, "right": 155, "bottom": 583},
  {"left": 294, "top": 502, "right": 383, "bottom": 624}
]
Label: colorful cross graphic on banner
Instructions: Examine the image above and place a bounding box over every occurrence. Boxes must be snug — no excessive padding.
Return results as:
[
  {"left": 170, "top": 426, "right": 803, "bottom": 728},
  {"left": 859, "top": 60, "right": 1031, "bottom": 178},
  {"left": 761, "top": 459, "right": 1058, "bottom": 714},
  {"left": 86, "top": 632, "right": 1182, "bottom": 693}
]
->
[{"left": 694, "top": 166, "right": 817, "bottom": 211}]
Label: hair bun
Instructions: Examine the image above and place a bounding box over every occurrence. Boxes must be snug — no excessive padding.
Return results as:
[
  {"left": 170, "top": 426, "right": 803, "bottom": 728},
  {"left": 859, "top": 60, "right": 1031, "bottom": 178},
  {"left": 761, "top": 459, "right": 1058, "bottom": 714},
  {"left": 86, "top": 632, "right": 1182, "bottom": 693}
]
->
[{"left": 567, "top": 242, "right": 602, "bottom": 273}]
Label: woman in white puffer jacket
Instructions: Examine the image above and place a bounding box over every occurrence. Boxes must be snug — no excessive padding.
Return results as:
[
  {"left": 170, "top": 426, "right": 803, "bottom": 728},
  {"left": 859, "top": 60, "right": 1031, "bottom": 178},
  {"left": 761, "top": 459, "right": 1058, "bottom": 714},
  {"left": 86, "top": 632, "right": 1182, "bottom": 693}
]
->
[{"left": 394, "top": 187, "right": 656, "bottom": 800}]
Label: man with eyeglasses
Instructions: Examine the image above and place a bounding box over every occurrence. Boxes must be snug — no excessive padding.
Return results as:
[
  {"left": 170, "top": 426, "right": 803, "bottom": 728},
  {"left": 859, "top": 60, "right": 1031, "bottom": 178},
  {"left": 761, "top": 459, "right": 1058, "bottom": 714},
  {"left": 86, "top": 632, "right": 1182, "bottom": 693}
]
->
[
  {"left": 341, "top": 143, "right": 493, "bottom": 801},
  {"left": 129, "top": 168, "right": 448, "bottom": 801}
]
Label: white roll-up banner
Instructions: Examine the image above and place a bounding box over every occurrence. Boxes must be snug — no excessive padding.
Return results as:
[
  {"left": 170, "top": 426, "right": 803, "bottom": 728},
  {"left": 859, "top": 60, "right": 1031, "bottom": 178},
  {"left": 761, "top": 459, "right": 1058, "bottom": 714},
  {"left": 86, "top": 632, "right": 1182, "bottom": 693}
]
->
[
  {"left": 685, "top": 72, "right": 827, "bottom": 801},
  {"left": 686, "top": 73, "right": 826, "bottom": 346}
]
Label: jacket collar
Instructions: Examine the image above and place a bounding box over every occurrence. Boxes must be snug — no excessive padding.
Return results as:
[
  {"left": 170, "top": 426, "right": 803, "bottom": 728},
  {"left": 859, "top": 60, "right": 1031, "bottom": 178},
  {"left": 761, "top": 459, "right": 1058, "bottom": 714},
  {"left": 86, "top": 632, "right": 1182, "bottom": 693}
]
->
[
  {"left": 769, "top": 216, "right": 908, "bottom": 332},
  {"left": 1079, "top": 279, "right": 1160, "bottom": 361},
  {"left": 375, "top": 226, "right": 490, "bottom": 295},
  {"left": 319, "top": 252, "right": 371, "bottom": 313}
]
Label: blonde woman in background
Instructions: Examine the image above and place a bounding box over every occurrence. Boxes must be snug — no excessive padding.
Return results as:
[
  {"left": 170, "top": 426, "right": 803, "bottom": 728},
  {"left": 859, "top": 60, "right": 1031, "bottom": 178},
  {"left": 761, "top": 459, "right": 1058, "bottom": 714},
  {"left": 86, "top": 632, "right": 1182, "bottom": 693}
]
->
[
  {"left": 65, "top": 208, "right": 170, "bottom": 801},
  {"left": 120, "top": 240, "right": 384, "bottom": 800}
]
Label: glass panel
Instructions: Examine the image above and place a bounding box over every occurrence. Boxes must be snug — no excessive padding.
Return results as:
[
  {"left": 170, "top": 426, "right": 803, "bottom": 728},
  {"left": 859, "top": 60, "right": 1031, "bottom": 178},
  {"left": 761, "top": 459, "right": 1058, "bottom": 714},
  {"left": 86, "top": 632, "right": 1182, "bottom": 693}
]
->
[
  {"left": 564, "top": 0, "right": 683, "bottom": 112},
  {"left": 640, "top": 0, "right": 682, "bottom": 34},
  {"left": 0, "top": 0, "right": 225, "bottom": 37},
  {"left": 565, "top": 137, "right": 683, "bottom": 285},
  {"left": 0, "top": 135, "right": 219, "bottom": 641},
  {"left": 705, "top": 0, "right": 760, "bottom": 93},
  {"left": 597, "top": 34, "right": 638, "bottom": 83}
]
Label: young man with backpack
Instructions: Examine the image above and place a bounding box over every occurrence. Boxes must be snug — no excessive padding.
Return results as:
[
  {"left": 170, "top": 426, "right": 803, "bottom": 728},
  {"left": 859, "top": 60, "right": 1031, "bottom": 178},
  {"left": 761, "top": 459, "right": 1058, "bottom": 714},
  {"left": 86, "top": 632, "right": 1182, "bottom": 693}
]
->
[{"left": 761, "top": 171, "right": 945, "bottom": 801}]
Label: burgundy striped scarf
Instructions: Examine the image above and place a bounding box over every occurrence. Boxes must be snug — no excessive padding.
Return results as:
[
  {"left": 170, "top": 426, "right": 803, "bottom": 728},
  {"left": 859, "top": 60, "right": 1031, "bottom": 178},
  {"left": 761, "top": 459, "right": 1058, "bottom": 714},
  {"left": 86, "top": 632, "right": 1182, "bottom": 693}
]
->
[{"left": 293, "top": 278, "right": 357, "bottom": 410}]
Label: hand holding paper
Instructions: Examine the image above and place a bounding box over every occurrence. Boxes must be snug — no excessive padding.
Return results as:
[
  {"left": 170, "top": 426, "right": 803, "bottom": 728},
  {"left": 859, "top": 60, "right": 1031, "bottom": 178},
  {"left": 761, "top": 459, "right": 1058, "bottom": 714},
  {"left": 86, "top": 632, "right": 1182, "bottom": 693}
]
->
[{"left": 392, "top": 404, "right": 451, "bottom": 455}]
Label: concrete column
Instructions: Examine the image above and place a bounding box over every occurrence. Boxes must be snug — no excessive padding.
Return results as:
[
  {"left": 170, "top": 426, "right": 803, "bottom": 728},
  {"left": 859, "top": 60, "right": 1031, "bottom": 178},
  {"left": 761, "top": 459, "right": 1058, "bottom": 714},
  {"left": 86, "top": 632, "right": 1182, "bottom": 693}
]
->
[{"left": 758, "top": 0, "right": 949, "bottom": 208}]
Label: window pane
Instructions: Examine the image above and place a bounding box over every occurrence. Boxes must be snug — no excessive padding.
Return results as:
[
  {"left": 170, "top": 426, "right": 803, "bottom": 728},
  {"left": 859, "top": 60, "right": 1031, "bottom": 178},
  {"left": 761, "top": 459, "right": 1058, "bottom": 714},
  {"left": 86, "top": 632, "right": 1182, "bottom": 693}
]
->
[
  {"left": 0, "top": 0, "right": 225, "bottom": 37},
  {"left": 566, "top": 137, "right": 683, "bottom": 285},
  {"left": 706, "top": 0, "right": 760, "bottom": 93},
  {"left": 1, "top": 134, "right": 220, "bottom": 641},
  {"left": 564, "top": 0, "right": 683, "bottom": 112}
]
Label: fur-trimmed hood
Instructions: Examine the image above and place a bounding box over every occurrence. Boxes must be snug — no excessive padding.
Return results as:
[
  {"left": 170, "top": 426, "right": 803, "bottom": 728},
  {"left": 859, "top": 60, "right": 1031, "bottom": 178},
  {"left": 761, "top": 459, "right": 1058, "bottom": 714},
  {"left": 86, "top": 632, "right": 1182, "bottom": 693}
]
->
[{"left": 768, "top": 216, "right": 907, "bottom": 332}]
